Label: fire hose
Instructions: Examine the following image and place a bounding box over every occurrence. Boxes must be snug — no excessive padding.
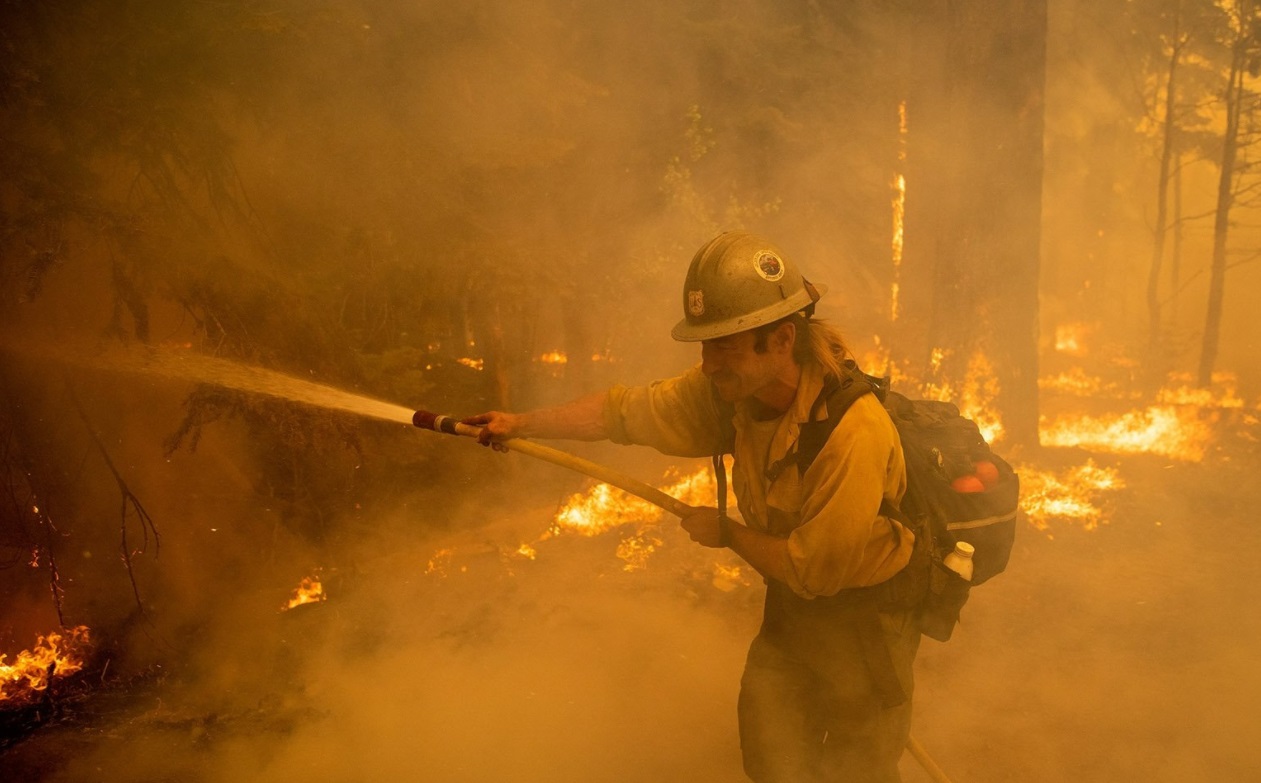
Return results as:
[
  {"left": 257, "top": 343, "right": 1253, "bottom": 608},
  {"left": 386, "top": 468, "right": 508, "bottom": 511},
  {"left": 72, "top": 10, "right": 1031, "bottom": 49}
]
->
[{"left": 413, "top": 409, "right": 957, "bottom": 783}]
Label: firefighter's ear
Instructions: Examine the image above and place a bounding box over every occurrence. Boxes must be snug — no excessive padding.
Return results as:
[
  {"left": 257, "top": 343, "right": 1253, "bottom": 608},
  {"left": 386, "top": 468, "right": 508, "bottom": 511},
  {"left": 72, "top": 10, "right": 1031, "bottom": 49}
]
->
[{"left": 771, "top": 320, "right": 796, "bottom": 354}]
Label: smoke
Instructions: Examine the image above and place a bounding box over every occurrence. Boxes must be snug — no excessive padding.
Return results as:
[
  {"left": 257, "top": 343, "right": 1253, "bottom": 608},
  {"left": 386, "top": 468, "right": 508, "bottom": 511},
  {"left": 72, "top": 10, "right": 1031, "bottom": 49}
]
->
[
  {"left": 19, "top": 484, "right": 758, "bottom": 782},
  {"left": 3, "top": 1, "right": 1261, "bottom": 781}
]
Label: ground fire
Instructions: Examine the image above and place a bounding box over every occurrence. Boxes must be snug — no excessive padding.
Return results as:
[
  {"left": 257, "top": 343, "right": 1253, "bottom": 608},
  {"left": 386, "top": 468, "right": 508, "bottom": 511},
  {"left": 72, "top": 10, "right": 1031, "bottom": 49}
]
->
[
  {"left": 281, "top": 573, "right": 327, "bottom": 611},
  {"left": 0, "top": 626, "right": 91, "bottom": 705}
]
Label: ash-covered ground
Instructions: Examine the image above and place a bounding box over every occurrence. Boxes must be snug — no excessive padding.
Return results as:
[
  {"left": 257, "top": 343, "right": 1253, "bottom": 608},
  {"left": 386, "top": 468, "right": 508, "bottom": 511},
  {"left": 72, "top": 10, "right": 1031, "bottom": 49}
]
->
[{"left": 2, "top": 425, "right": 1259, "bottom": 783}]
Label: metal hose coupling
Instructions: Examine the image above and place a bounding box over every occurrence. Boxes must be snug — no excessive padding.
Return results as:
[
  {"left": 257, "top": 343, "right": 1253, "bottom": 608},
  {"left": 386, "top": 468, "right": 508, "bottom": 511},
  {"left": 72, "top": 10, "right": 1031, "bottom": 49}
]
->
[{"left": 413, "top": 410, "right": 455, "bottom": 432}]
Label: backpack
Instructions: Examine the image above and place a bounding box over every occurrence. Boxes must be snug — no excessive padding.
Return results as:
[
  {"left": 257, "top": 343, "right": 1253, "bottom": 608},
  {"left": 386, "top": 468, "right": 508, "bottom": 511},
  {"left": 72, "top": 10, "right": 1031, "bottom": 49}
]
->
[{"left": 713, "top": 360, "right": 1019, "bottom": 641}]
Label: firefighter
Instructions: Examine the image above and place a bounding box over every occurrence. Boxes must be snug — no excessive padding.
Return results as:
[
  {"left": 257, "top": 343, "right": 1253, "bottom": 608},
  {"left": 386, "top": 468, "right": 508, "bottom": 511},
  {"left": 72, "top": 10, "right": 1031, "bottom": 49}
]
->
[{"left": 466, "top": 231, "right": 920, "bottom": 783}]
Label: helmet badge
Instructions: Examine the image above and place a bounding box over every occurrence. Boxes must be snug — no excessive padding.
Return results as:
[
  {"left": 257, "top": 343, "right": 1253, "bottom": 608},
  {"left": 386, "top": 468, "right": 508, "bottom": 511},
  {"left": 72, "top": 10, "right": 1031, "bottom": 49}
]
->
[
  {"left": 688, "top": 289, "right": 705, "bottom": 316},
  {"left": 755, "top": 253, "right": 784, "bottom": 282}
]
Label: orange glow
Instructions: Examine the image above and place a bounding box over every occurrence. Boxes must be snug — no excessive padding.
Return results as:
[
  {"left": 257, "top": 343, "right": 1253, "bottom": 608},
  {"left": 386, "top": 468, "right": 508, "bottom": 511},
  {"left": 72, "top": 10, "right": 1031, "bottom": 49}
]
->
[
  {"left": 711, "top": 562, "right": 752, "bottom": 592},
  {"left": 553, "top": 465, "right": 717, "bottom": 538},
  {"left": 957, "top": 352, "right": 1003, "bottom": 444},
  {"left": 1040, "top": 405, "right": 1212, "bottom": 460},
  {"left": 615, "top": 530, "right": 664, "bottom": 572},
  {"left": 537, "top": 351, "right": 568, "bottom": 365},
  {"left": 281, "top": 573, "right": 326, "bottom": 611},
  {"left": 1038, "top": 367, "right": 1129, "bottom": 399},
  {"left": 860, "top": 335, "right": 894, "bottom": 380},
  {"left": 1054, "top": 323, "right": 1089, "bottom": 356},
  {"left": 890, "top": 99, "right": 907, "bottom": 323},
  {"left": 552, "top": 465, "right": 717, "bottom": 569},
  {"left": 425, "top": 548, "right": 454, "bottom": 577},
  {"left": 456, "top": 357, "right": 484, "bottom": 371},
  {"left": 1156, "top": 371, "right": 1246, "bottom": 409},
  {"left": 1019, "top": 460, "right": 1123, "bottom": 532},
  {"left": 0, "top": 625, "right": 91, "bottom": 703}
]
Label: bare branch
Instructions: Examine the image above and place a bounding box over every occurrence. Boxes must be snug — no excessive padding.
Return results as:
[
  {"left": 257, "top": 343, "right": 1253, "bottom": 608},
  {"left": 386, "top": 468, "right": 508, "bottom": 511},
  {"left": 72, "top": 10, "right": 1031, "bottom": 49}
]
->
[{"left": 69, "top": 389, "right": 159, "bottom": 615}]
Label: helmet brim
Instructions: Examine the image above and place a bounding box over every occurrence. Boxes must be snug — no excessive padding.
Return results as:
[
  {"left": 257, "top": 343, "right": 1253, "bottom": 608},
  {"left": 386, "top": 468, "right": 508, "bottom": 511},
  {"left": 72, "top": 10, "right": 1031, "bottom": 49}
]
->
[{"left": 670, "top": 282, "right": 828, "bottom": 342}]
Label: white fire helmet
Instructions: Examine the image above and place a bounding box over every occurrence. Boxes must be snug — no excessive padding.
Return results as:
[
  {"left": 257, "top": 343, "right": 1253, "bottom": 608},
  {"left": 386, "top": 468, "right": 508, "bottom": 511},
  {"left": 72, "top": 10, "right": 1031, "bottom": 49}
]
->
[{"left": 670, "top": 231, "right": 827, "bottom": 342}]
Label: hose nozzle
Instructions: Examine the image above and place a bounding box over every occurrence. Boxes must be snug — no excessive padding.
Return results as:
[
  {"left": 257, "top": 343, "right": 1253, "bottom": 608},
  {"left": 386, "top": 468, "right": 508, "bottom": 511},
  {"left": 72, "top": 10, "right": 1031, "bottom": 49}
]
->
[{"left": 412, "top": 409, "right": 481, "bottom": 438}]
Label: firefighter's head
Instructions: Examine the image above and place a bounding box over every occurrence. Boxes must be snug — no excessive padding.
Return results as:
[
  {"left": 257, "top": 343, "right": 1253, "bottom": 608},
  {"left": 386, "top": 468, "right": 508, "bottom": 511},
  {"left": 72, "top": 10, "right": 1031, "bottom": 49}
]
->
[
  {"left": 671, "top": 231, "right": 824, "bottom": 343},
  {"left": 674, "top": 231, "right": 844, "bottom": 404}
]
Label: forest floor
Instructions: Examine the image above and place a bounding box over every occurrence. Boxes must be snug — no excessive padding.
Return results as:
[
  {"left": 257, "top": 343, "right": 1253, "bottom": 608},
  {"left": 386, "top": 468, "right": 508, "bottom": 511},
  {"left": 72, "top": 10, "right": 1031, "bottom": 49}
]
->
[{"left": 1, "top": 416, "right": 1259, "bottom": 783}]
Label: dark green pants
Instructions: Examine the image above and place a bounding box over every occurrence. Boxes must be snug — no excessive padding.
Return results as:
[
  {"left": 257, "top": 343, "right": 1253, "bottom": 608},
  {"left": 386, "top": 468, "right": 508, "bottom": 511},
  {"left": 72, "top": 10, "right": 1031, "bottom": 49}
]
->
[{"left": 738, "top": 585, "right": 921, "bottom": 783}]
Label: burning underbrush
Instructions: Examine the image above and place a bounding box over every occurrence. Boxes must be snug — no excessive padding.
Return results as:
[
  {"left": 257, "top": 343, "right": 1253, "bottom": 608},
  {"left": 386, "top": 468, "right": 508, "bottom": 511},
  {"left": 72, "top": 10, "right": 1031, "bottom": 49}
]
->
[
  {"left": 0, "top": 626, "right": 92, "bottom": 707},
  {"left": 2, "top": 339, "right": 1258, "bottom": 781}
]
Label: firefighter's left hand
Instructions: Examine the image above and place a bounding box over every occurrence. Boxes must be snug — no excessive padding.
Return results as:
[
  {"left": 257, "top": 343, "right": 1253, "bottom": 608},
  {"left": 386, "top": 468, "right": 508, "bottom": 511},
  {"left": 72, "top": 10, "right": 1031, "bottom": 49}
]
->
[{"left": 680, "top": 507, "right": 727, "bottom": 548}]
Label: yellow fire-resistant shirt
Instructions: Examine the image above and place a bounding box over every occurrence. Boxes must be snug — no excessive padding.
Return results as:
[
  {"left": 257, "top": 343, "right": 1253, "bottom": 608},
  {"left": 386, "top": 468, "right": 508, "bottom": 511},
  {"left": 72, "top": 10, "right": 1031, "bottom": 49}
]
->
[{"left": 603, "top": 361, "right": 913, "bottom": 598}]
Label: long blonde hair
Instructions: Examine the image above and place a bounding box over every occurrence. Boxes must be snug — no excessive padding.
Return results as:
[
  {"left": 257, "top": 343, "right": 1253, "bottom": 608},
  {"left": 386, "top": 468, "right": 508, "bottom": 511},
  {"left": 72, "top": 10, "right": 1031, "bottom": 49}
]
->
[
  {"left": 756, "top": 313, "right": 850, "bottom": 378},
  {"left": 799, "top": 317, "right": 849, "bottom": 378}
]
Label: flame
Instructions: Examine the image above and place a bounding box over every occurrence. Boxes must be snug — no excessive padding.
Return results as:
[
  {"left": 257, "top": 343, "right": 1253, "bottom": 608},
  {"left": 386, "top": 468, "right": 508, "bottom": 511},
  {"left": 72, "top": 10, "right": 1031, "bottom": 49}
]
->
[
  {"left": 0, "top": 625, "right": 91, "bottom": 703},
  {"left": 1019, "top": 460, "right": 1123, "bottom": 532},
  {"left": 860, "top": 335, "right": 896, "bottom": 381},
  {"left": 537, "top": 351, "right": 568, "bottom": 365},
  {"left": 516, "top": 542, "right": 537, "bottom": 560},
  {"left": 615, "top": 530, "right": 664, "bottom": 572},
  {"left": 553, "top": 482, "right": 659, "bottom": 536},
  {"left": 1156, "top": 372, "right": 1246, "bottom": 409},
  {"left": 957, "top": 352, "right": 1003, "bottom": 444},
  {"left": 711, "top": 562, "right": 751, "bottom": 592},
  {"left": 1055, "top": 323, "right": 1090, "bottom": 356},
  {"left": 890, "top": 100, "right": 907, "bottom": 323},
  {"left": 553, "top": 465, "right": 716, "bottom": 537},
  {"left": 456, "top": 357, "right": 484, "bottom": 371},
  {"left": 1040, "top": 405, "right": 1212, "bottom": 460},
  {"left": 1038, "top": 368, "right": 1128, "bottom": 399},
  {"left": 552, "top": 465, "right": 717, "bottom": 569},
  {"left": 281, "top": 573, "right": 326, "bottom": 611}
]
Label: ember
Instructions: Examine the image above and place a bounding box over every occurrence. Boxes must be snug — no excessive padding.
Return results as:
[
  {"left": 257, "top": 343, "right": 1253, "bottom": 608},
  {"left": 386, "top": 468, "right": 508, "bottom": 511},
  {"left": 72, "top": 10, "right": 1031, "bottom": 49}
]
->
[
  {"left": 456, "top": 357, "right": 484, "bottom": 371},
  {"left": 0, "top": 625, "right": 91, "bottom": 704},
  {"left": 281, "top": 573, "right": 327, "bottom": 611},
  {"left": 537, "top": 350, "right": 568, "bottom": 365}
]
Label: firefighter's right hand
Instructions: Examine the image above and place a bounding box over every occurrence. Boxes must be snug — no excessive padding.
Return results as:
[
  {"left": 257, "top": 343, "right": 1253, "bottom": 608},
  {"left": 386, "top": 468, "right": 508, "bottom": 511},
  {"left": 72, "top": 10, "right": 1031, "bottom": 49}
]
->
[{"left": 461, "top": 411, "right": 525, "bottom": 451}]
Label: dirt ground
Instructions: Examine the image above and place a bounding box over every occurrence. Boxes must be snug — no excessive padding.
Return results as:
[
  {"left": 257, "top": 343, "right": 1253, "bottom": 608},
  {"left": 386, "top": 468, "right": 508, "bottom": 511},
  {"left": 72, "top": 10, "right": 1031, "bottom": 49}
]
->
[{"left": 2, "top": 428, "right": 1258, "bottom": 782}]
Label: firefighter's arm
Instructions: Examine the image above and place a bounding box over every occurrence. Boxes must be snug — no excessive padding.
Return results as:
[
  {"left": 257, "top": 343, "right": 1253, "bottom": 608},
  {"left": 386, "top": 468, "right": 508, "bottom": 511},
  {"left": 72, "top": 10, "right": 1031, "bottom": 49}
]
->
[
  {"left": 680, "top": 507, "right": 792, "bottom": 584},
  {"left": 462, "top": 390, "right": 610, "bottom": 444}
]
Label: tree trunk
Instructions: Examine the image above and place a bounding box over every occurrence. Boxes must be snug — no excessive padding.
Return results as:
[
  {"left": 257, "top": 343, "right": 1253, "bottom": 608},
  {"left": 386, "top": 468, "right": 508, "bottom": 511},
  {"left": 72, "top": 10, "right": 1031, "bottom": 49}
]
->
[
  {"left": 1171, "top": 152, "right": 1184, "bottom": 324},
  {"left": 1200, "top": 16, "right": 1247, "bottom": 387},
  {"left": 1148, "top": 16, "right": 1185, "bottom": 349},
  {"left": 905, "top": 0, "right": 1047, "bottom": 449}
]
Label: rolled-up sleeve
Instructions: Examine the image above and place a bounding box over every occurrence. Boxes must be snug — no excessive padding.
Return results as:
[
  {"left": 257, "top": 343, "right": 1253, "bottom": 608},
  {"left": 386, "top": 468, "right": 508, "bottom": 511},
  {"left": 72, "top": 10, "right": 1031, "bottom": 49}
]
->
[
  {"left": 603, "top": 365, "right": 725, "bottom": 458},
  {"left": 783, "top": 394, "right": 913, "bottom": 597}
]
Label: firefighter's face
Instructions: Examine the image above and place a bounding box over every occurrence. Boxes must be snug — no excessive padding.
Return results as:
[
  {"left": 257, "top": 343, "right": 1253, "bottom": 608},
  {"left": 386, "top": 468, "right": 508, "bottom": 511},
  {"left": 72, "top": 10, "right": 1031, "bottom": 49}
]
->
[{"left": 700, "top": 326, "right": 792, "bottom": 403}]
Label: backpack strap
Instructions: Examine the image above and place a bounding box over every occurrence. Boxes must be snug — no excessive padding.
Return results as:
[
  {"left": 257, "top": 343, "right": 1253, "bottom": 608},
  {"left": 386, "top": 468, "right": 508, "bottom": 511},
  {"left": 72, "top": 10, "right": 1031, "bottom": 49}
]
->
[
  {"left": 793, "top": 360, "right": 881, "bottom": 478},
  {"left": 709, "top": 361, "right": 890, "bottom": 518}
]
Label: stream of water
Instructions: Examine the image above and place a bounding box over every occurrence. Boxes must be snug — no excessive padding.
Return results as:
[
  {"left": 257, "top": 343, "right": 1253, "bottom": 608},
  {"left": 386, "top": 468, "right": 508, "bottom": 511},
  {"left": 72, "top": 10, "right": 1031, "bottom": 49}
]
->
[{"left": 10, "top": 342, "right": 419, "bottom": 425}]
